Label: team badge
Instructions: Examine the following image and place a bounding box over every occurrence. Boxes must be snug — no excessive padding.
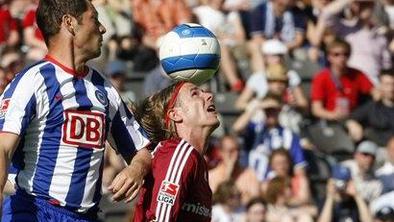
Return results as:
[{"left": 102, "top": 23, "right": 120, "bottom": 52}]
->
[
  {"left": 157, "top": 180, "right": 179, "bottom": 205},
  {"left": 95, "top": 90, "right": 108, "bottom": 106},
  {"left": 0, "top": 99, "right": 10, "bottom": 119}
]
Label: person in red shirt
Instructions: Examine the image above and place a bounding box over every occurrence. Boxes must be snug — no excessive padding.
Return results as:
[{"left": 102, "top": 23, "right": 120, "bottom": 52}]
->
[
  {"left": 132, "top": 81, "right": 220, "bottom": 222},
  {"left": 22, "top": 1, "right": 47, "bottom": 61},
  {"left": 0, "top": 1, "right": 19, "bottom": 47},
  {"left": 311, "top": 38, "right": 374, "bottom": 121}
]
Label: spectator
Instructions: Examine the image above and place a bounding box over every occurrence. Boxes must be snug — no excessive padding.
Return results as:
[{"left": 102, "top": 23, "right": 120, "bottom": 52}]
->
[
  {"left": 311, "top": 38, "right": 374, "bottom": 121},
  {"left": 265, "top": 176, "right": 314, "bottom": 222},
  {"left": 314, "top": 0, "right": 392, "bottom": 85},
  {"left": 262, "top": 149, "right": 312, "bottom": 206},
  {"left": 245, "top": 197, "right": 267, "bottom": 222},
  {"left": 341, "top": 141, "right": 383, "bottom": 201},
  {"left": 132, "top": 0, "right": 192, "bottom": 48},
  {"left": 236, "top": 39, "right": 308, "bottom": 112},
  {"left": 22, "top": 0, "right": 47, "bottom": 62},
  {"left": 193, "top": 0, "right": 245, "bottom": 92},
  {"left": 212, "top": 180, "right": 246, "bottom": 222},
  {"left": 209, "top": 134, "right": 261, "bottom": 205},
  {"left": 318, "top": 164, "right": 374, "bottom": 222},
  {"left": 232, "top": 93, "right": 307, "bottom": 181},
  {"left": 346, "top": 69, "right": 394, "bottom": 145},
  {"left": 105, "top": 59, "right": 136, "bottom": 103},
  {"left": 376, "top": 136, "right": 394, "bottom": 194},
  {"left": 249, "top": 0, "right": 306, "bottom": 72},
  {"left": 0, "top": 1, "right": 19, "bottom": 49}
]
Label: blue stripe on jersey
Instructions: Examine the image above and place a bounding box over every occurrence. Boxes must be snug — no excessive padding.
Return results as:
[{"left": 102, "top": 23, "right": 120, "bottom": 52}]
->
[
  {"left": 20, "top": 95, "right": 36, "bottom": 134},
  {"left": 111, "top": 110, "right": 137, "bottom": 159},
  {"left": 73, "top": 78, "right": 93, "bottom": 110},
  {"left": 90, "top": 70, "right": 109, "bottom": 204},
  {"left": 32, "top": 63, "right": 64, "bottom": 197},
  {"left": 65, "top": 77, "right": 94, "bottom": 208}
]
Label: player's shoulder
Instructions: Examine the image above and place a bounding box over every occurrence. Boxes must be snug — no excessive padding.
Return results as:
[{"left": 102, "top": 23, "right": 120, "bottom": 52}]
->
[
  {"left": 153, "top": 138, "right": 200, "bottom": 164},
  {"left": 12, "top": 60, "right": 50, "bottom": 82}
]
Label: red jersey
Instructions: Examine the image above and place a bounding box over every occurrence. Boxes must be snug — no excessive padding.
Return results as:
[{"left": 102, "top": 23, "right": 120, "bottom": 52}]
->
[
  {"left": 22, "top": 7, "right": 44, "bottom": 41},
  {"left": 0, "top": 6, "right": 18, "bottom": 44},
  {"left": 134, "top": 138, "right": 212, "bottom": 222},
  {"left": 311, "top": 67, "right": 373, "bottom": 111}
]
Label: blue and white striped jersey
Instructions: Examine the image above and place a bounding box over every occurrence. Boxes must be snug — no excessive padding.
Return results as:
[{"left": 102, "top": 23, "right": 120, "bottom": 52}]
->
[
  {"left": 245, "top": 123, "right": 306, "bottom": 181},
  {"left": 0, "top": 56, "right": 150, "bottom": 213}
]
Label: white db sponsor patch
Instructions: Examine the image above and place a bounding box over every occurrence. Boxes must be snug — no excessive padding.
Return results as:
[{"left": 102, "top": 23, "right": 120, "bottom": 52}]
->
[
  {"left": 0, "top": 99, "right": 10, "bottom": 119},
  {"left": 62, "top": 110, "right": 105, "bottom": 148},
  {"left": 157, "top": 181, "right": 179, "bottom": 206}
]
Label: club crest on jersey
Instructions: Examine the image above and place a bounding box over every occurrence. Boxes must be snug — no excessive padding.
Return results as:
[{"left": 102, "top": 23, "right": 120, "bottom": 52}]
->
[
  {"left": 95, "top": 90, "right": 108, "bottom": 106},
  {"left": 157, "top": 181, "right": 179, "bottom": 205},
  {"left": 0, "top": 99, "right": 10, "bottom": 119}
]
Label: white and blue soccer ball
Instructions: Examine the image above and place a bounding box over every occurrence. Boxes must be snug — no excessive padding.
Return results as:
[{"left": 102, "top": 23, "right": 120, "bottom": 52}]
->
[{"left": 159, "top": 23, "right": 221, "bottom": 85}]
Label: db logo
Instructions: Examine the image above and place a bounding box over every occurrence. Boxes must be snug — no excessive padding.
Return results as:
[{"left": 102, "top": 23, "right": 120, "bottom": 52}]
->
[
  {"left": 157, "top": 181, "right": 179, "bottom": 205},
  {"left": 63, "top": 110, "right": 105, "bottom": 148}
]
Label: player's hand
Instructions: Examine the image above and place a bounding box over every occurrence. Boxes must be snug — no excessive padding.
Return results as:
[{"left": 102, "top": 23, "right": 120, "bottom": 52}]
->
[{"left": 108, "top": 165, "right": 144, "bottom": 203}]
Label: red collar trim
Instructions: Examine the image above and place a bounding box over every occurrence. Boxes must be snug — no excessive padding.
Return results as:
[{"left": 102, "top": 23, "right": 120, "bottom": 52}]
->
[{"left": 44, "top": 55, "right": 88, "bottom": 78}]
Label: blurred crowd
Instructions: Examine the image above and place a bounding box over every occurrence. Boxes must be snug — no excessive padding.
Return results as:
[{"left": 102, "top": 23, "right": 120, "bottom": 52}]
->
[{"left": 1, "top": 0, "right": 394, "bottom": 221}]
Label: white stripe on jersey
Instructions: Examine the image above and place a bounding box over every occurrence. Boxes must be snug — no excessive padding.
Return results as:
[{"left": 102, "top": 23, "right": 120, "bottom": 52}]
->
[
  {"left": 16, "top": 62, "right": 50, "bottom": 193},
  {"left": 155, "top": 140, "right": 186, "bottom": 220},
  {"left": 156, "top": 140, "right": 194, "bottom": 222},
  {"left": 47, "top": 65, "right": 77, "bottom": 204}
]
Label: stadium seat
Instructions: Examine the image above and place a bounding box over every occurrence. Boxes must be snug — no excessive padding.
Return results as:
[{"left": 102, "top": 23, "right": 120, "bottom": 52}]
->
[{"left": 305, "top": 121, "right": 355, "bottom": 159}]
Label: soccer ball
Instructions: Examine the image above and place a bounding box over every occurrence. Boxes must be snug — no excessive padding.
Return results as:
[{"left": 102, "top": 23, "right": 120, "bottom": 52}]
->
[{"left": 159, "top": 23, "right": 221, "bottom": 85}]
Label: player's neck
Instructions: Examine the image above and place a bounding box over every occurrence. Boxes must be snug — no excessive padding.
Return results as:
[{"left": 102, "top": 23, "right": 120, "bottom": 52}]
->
[
  {"left": 178, "top": 127, "right": 210, "bottom": 155},
  {"left": 47, "top": 41, "right": 87, "bottom": 75}
]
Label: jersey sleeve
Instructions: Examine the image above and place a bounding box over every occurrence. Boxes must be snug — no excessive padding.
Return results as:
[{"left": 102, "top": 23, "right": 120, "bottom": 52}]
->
[
  {"left": 154, "top": 148, "right": 198, "bottom": 222},
  {"left": 106, "top": 83, "right": 150, "bottom": 159},
  {"left": 289, "top": 133, "right": 306, "bottom": 169},
  {"left": 0, "top": 70, "right": 38, "bottom": 135}
]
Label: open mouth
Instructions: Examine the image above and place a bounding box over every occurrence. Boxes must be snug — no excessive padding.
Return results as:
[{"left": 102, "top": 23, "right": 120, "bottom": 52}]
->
[{"left": 207, "top": 104, "right": 217, "bottom": 113}]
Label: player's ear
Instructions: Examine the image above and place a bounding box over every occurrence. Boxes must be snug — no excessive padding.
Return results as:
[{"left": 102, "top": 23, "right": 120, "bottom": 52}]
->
[
  {"left": 62, "top": 14, "right": 77, "bottom": 36},
  {"left": 167, "top": 107, "right": 182, "bottom": 123}
]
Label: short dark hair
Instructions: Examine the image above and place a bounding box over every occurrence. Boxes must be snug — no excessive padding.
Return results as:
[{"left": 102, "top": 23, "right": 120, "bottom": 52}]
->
[
  {"left": 326, "top": 38, "right": 351, "bottom": 54},
  {"left": 36, "top": 0, "right": 89, "bottom": 45},
  {"left": 380, "top": 69, "right": 394, "bottom": 80}
]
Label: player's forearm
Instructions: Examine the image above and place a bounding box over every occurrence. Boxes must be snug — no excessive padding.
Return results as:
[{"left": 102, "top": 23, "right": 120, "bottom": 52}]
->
[
  {"left": 0, "top": 149, "right": 10, "bottom": 195},
  {"left": 128, "top": 148, "right": 152, "bottom": 178}
]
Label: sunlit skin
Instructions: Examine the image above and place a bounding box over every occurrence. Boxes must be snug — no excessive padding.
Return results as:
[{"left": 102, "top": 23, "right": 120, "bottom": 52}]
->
[
  {"left": 270, "top": 153, "right": 291, "bottom": 177},
  {"left": 169, "top": 82, "right": 220, "bottom": 154},
  {"left": 72, "top": 2, "right": 106, "bottom": 61},
  {"left": 247, "top": 203, "right": 266, "bottom": 222}
]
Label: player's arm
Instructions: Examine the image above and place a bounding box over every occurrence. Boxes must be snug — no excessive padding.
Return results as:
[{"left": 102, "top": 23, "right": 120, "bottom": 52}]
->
[
  {"left": 105, "top": 82, "right": 152, "bottom": 202},
  {"left": 0, "top": 132, "right": 20, "bottom": 213},
  {"left": 109, "top": 147, "right": 151, "bottom": 202}
]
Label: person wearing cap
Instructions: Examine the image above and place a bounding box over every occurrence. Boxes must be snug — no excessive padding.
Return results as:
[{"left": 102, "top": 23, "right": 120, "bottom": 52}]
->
[
  {"left": 318, "top": 164, "right": 373, "bottom": 222},
  {"left": 236, "top": 40, "right": 308, "bottom": 133},
  {"left": 105, "top": 59, "right": 136, "bottom": 104},
  {"left": 248, "top": 0, "right": 306, "bottom": 73},
  {"left": 375, "top": 206, "right": 394, "bottom": 222},
  {"left": 313, "top": 0, "right": 391, "bottom": 85},
  {"left": 311, "top": 38, "right": 375, "bottom": 121},
  {"left": 341, "top": 140, "right": 383, "bottom": 201},
  {"left": 232, "top": 92, "right": 307, "bottom": 182}
]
